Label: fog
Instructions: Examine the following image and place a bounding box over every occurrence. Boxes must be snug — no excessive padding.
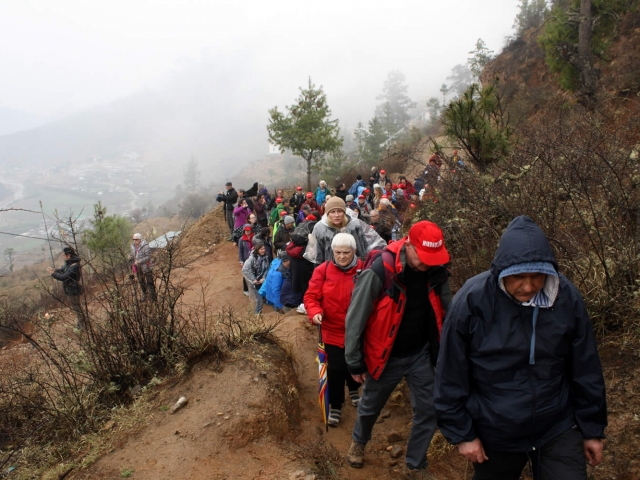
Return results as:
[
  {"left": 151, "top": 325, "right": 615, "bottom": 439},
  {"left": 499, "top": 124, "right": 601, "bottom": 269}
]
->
[{"left": 0, "top": 0, "right": 519, "bottom": 190}]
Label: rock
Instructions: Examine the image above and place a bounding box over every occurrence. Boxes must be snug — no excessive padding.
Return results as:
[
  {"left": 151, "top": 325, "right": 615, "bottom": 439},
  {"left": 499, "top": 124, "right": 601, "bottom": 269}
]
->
[
  {"left": 389, "top": 459, "right": 398, "bottom": 466},
  {"left": 102, "top": 420, "right": 115, "bottom": 431},
  {"left": 260, "top": 371, "right": 267, "bottom": 377},
  {"left": 387, "top": 431, "right": 403, "bottom": 443},
  {"left": 390, "top": 445, "right": 404, "bottom": 459},
  {"left": 169, "top": 396, "right": 188, "bottom": 414},
  {"left": 304, "top": 475, "right": 317, "bottom": 480},
  {"left": 202, "top": 422, "right": 213, "bottom": 428},
  {"left": 205, "top": 249, "right": 210, "bottom": 254},
  {"left": 253, "top": 377, "right": 259, "bottom": 382},
  {"left": 386, "top": 446, "right": 393, "bottom": 451},
  {"left": 380, "top": 409, "right": 391, "bottom": 419},
  {"left": 130, "top": 384, "right": 142, "bottom": 396},
  {"left": 223, "top": 415, "right": 230, "bottom": 420},
  {"left": 217, "top": 412, "right": 224, "bottom": 416}
]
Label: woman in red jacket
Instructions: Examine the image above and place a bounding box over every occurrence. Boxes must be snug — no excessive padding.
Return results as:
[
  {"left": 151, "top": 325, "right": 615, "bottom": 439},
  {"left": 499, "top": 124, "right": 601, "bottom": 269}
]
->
[{"left": 304, "top": 233, "right": 363, "bottom": 427}]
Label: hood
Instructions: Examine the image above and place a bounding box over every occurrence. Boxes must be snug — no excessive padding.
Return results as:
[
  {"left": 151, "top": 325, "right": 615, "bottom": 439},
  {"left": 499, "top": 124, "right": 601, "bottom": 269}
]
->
[
  {"left": 65, "top": 256, "right": 81, "bottom": 265},
  {"left": 490, "top": 216, "right": 558, "bottom": 278},
  {"left": 321, "top": 212, "right": 351, "bottom": 229}
]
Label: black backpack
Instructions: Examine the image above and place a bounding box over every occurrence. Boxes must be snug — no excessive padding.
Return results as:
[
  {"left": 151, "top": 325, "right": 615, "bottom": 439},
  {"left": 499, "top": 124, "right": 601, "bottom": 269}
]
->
[{"left": 291, "top": 221, "right": 316, "bottom": 246}]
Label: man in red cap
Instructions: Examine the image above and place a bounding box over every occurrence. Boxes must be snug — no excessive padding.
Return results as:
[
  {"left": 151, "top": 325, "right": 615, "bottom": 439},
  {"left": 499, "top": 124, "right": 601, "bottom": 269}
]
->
[
  {"left": 302, "top": 191, "right": 319, "bottom": 211},
  {"left": 290, "top": 186, "right": 306, "bottom": 216},
  {"left": 345, "top": 221, "right": 451, "bottom": 479}
]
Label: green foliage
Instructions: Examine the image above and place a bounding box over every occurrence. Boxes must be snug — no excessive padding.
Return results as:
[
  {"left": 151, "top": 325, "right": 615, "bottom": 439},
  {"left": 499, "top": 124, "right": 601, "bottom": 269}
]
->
[
  {"left": 426, "top": 97, "right": 441, "bottom": 124},
  {"left": 441, "top": 83, "right": 514, "bottom": 171},
  {"left": 179, "top": 192, "right": 210, "bottom": 219},
  {"left": 183, "top": 156, "right": 200, "bottom": 192},
  {"left": 539, "top": 0, "right": 638, "bottom": 90},
  {"left": 513, "top": 0, "right": 549, "bottom": 37},
  {"left": 363, "top": 117, "right": 388, "bottom": 164},
  {"left": 321, "top": 149, "right": 349, "bottom": 179},
  {"left": 375, "top": 70, "right": 416, "bottom": 136},
  {"left": 83, "top": 202, "right": 131, "bottom": 268},
  {"left": 468, "top": 38, "right": 494, "bottom": 81},
  {"left": 267, "top": 78, "right": 343, "bottom": 190},
  {"left": 446, "top": 64, "right": 474, "bottom": 97}
]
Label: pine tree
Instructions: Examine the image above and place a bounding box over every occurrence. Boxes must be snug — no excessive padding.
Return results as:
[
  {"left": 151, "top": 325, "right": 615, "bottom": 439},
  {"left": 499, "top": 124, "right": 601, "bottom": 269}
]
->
[
  {"left": 84, "top": 202, "right": 132, "bottom": 269},
  {"left": 375, "top": 70, "right": 416, "bottom": 136},
  {"left": 183, "top": 156, "right": 200, "bottom": 192}
]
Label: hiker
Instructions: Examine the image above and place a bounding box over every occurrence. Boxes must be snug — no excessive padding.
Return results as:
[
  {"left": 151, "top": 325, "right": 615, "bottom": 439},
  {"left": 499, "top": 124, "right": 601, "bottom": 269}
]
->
[
  {"left": 242, "top": 238, "right": 270, "bottom": 314},
  {"left": 378, "top": 169, "right": 389, "bottom": 186},
  {"left": 307, "top": 197, "right": 374, "bottom": 265},
  {"left": 129, "top": 233, "right": 157, "bottom": 301},
  {"left": 233, "top": 198, "right": 252, "bottom": 229},
  {"left": 258, "top": 227, "right": 274, "bottom": 260},
  {"left": 231, "top": 213, "right": 261, "bottom": 244},
  {"left": 268, "top": 189, "right": 284, "bottom": 211},
  {"left": 218, "top": 182, "right": 238, "bottom": 237},
  {"left": 304, "top": 233, "right": 364, "bottom": 427},
  {"left": 286, "top": 213, "right": 319, "bottom": 315},
  {"left": 334, "top": 182, "right": 348, "bottom": 201},
  {"left": 369, "top": 166, "right": 381, "bottom": 189},
  {"left": 238, "top": 224, "right": 255, "bottom": 296},
  {"left": 254, "top": 194, "right": 269, "bottom": 228},
  {"left": 348, "top": 175, "right": 366, "bottom": 197},
  {"left": 303, "top": 192, "right": 319, "bottom": 212},
  {"left": 434, "top": 216, "right": 607, "bottom": 480},
  {"left": 237, "top": 188, "right": 254, "bottom": 210},
  {"left": 372, "top": 184, "right": 384, "bottom": 209},
  {"left": 47, "top": 246, "right": 85, "bottom": 328},
  {"left": 345, "top": 194, "right": 357, "bottom": 210},
  {"left": 259, "top": 251, "right": 290, "bottom": 313},
  {"left": 369, "top": 209, "right": 392, "bottom": 244},
  {"left": 315, "top": 180, "right": 330, "bottom": 205},
  {"left": 297, "top": 204, "right": 311, "bottom": 225},
  {"left": 290, "top": 186, "right": 306, "bottom": 216},
  {"left": 345, "top": 221, "right": 451, "bottom": 479},
  {"left": 274, "top": 215, "right": 295, "bottom": 254},
  {"left": 398, "top": 176, "right": 416, "bottom": 195}
]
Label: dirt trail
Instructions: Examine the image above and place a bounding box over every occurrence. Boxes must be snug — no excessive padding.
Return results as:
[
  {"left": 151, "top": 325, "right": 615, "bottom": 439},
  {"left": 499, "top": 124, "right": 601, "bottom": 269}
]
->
[{"left": 74, "top": 242, "right": 466, "bottom": 479}]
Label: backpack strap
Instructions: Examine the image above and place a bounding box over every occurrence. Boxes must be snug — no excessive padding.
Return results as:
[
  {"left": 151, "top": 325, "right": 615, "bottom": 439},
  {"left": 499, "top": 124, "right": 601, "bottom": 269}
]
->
[{"left": 369, "top": 250, "right": 396, "bottom": 299}]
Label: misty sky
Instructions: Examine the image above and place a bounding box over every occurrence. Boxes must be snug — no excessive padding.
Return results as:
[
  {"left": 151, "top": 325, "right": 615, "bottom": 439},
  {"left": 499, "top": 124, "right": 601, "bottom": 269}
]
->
[{"left": 1, "top": 0, "right": 519, "bottom": 124}]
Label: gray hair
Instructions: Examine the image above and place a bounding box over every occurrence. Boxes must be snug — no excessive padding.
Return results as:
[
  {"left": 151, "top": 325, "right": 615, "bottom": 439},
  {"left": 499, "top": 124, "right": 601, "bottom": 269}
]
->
[
  {"left": 319, "top": 180, "right": 327, "bottom": 187},
  {"left": 331, "top": 232, "right": 356, "bottom": 251},
  {"left": 380, "top": 198, "right": 391, "bottom": 207},
  {"left": 133, "top": 233, "right": 142, "bottom": 240}
]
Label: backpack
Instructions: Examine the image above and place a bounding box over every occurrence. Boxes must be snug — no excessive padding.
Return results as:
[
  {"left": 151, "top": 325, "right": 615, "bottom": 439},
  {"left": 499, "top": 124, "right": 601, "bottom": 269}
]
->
[
  {"left": 291, "top": 221, "right": 315, "bottom": 246},
  {"left": 357, "top": 248, "right": 397, "bottom": 299},
  {"left": 414, "top": 177, "right": 426, "bottom": 191}
]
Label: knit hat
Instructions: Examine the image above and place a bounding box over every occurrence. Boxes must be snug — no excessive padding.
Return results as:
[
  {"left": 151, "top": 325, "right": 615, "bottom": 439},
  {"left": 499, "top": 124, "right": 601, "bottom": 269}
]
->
[
  {"left": 324, "top": 196, "right": 346, "bottom": 214},
  {"left": 396, "top": 189, "right": 405, "bottom": 196},
  {"left": 284, "top": 215, "right": 295, "bottom": 225},
  {"left": 252, "top": 237, "right": 265, "bottom": 248},
  {"left": 498, "top": 262, "right": 558, "bottom": 279},
  {"left": 346, "top": 194, "right": 354, "bottom": 202},
  {"left": 278, "top": 251, "right": 290, "bottom": 262}
]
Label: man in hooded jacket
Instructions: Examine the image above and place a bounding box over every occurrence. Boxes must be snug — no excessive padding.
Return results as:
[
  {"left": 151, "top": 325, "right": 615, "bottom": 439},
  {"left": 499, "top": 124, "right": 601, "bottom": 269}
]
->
[
  {"left": 434, "top": 216, "right": 607, "bottom": 480},
  {"left": 48, "top": 247, "right": 85, "bottom": 329}
]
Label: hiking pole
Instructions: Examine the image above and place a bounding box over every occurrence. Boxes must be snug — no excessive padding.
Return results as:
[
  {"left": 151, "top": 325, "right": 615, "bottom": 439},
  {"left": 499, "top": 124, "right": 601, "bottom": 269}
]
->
[{"left": 40, "top": 200, "right": 56, "bottom": 267}]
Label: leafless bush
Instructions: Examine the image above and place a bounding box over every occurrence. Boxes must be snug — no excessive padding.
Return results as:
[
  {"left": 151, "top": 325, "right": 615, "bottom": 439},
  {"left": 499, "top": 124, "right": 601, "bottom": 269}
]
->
[
  {"left": 417, "top": 104, "right": 640, "bottom": 335},
  {"left": 0, "top": 229, "right": 284, "bottom": 473}
]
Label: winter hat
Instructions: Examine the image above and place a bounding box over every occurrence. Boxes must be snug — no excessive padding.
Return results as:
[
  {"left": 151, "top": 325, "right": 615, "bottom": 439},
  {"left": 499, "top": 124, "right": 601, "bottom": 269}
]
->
[
  {"left": 373, "top": 183, "right": 381, "bottom": 189},
  {"left": 278, "top": 251, "right": 290, "bottom": 262},
  {"left": 284, "top": 215, "right": 295, "bottom": 225},
  {"left": 498, "top": 262, "right": 558, "bottom": 280},
  {"left": 324, "top": 196, "right": 346, "bottom": 214},
  {"left": 396, "top": 189, "right": 405, "bottom": 197},
  {"left": 346, "top": 194, "right": 354, "bottom": 202},
  {"left": 407, "top": 221, "right": 449, "bottom": 265},
  {"left": 252, "top": 237, "right": 265, "bottom": 248}
]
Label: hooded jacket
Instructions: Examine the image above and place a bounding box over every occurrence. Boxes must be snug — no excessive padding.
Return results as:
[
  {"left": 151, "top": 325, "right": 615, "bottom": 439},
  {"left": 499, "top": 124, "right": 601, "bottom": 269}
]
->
[
  {"left": 130, "top": 239, "right": 153, "bottom": 274},
  {"left": 434, "top": 216, "right": 607, "bottom": 453},
  {"left": 308, "top": 214, "right": 373, "bottom": 264}
]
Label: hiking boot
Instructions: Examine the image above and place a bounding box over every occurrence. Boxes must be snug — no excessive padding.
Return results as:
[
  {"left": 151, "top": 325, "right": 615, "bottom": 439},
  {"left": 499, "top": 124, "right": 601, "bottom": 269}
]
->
[
  {"left": 347, "top": 440, "right": 366, "bottom": 468},
  {"left": 327, "top": 408, "right": 342, "bottom": 427},
  {"left": 349, "top": 389, "right": 361, "bottom": 407},
  {"left": 397, "top": 465, "right": 439, "bottom": 480}
]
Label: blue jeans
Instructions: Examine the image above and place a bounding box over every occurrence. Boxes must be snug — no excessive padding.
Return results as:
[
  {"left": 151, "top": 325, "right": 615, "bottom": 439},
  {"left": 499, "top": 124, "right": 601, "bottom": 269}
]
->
[{"left": 352, "top": 346, "right": 436, "bottom": 470}]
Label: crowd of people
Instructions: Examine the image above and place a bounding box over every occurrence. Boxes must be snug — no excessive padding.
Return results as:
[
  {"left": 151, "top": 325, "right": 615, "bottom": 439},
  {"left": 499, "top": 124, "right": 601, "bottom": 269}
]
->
[{"left": 215, "top": 165, "right": 608, "bottom": 480}]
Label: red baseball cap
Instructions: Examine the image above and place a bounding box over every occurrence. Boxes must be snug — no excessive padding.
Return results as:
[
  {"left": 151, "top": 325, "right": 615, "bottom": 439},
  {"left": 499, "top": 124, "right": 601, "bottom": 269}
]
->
[
  {"left": 392, "top": 183, "right": 398, "bottom": 190},
  {"left": 381, "top": 194, "right": 388, "bottom": 199},
  {"left": 306, "top": 192, "right": 313, "bottom": 198},
  {"left": 380, "top": 169, "right": 386, "bottom": 175},
  {"left": 296, "top": 186, "right": 303, "bottom": 191},
  {"left": 358, "top": 194, "right": 365, "bottom": 199},
  {"left": 280, "top": 210, "right": 287, "bottom": 217},
  {"left": 275, "top": 197, "right": 282, "bottom": 203},
  {"left": 243, "top": 225, "right": 252, "bottom": 231},
  {"left": 399, "top": 183, "right": 406, "bottom": 189},
  {"left": 407, "top": 221, "right": 449, "bottom": 265},
  {"left": 363, "top": 189, "right": 370, "bottom": 194},
  {"left": 306, "top": 214, "right": 317, "bottom": 221}
]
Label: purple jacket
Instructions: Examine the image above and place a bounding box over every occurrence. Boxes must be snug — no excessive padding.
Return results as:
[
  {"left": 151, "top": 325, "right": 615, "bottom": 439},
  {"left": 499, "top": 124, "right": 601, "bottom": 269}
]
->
[{"left": 233, "top": 205, "right": 252, "bottom": 229}]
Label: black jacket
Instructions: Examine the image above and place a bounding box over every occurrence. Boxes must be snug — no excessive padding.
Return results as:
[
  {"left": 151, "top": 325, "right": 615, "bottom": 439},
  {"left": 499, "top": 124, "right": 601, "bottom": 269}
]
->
[
  {"left": 52, "top": 257, "right": 83, "bottom": 296},
  {"left": 435, "top": 216, "right": 607, "bottom": 452},
  {"left": 223, "top": 188, "right": 238, "bottom": 211}
]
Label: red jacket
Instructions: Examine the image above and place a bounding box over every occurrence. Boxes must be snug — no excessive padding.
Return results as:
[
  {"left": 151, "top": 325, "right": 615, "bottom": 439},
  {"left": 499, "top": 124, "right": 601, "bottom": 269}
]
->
[
  {"left": 304, "top": 259, "right": 363, "bottom": 348},
  {"left": 345, "top": 240, "right": 450, "bottom": 380}
]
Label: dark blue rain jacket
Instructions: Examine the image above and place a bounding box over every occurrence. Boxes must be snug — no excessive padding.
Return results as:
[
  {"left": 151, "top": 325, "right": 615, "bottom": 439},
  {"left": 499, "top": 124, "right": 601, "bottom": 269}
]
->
[{"left": 435, "top": 216, "right": 607, "bottom": 452}]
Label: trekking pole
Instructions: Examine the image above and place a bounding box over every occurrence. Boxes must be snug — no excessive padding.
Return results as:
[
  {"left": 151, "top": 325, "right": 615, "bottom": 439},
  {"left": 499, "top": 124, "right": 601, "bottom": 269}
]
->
[{"left": 39, "top": 200, "right": 56, "bottom": 267}]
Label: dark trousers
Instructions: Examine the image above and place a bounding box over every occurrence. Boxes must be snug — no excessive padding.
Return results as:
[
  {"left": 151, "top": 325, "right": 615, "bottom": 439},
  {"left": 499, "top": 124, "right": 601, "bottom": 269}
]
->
[
  {"left": 68, "top": 294, "right": 85, "bottom": 328},
  {"left": 137, "top": 270, "right": 157, "bottom": 301},
  {"left": 473, "top": 427, "right": 587, "bottom": 480},
  {"left": 226, "top": 209, "right": 235, "bottom": 233},
  {"left": 243, "top": 277, "right": 248, "bottom": 293},
  {"left": 325, "top": 343, "right": 361, "bottom": 409}
]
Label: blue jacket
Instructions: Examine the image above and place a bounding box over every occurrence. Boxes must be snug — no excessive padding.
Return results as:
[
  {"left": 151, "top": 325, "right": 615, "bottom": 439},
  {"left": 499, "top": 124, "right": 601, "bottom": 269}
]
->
[
  {"left": 315, "top": 186, "right": 328, "bottom": 205},
  {"left": 435, "top": 216, "right": 607, "bottom": 452},
  {"left": 259, "top": 258, "right": 284, "bottom": 308},
  {"left": 348, "top": 179, "right": 365, "bottom": 196}
]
